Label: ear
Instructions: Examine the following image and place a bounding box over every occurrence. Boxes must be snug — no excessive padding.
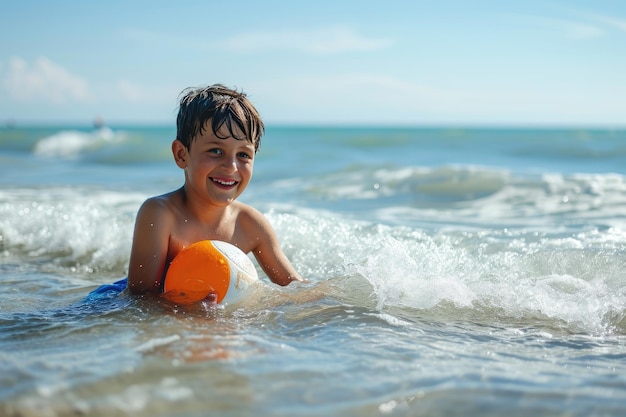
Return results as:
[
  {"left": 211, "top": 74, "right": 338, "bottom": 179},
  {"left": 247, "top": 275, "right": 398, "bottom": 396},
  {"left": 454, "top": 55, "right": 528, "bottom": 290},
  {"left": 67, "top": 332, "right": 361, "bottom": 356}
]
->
[{"left": 172, "top": 140, "right": 188, "bottom": 168}]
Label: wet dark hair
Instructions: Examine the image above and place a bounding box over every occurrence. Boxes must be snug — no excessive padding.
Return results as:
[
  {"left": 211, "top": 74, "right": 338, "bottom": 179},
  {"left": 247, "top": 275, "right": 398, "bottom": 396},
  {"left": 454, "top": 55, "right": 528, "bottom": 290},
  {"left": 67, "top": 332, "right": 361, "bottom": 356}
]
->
[{"left": 176, "top": 84, "right": 264, "bottom": 152}]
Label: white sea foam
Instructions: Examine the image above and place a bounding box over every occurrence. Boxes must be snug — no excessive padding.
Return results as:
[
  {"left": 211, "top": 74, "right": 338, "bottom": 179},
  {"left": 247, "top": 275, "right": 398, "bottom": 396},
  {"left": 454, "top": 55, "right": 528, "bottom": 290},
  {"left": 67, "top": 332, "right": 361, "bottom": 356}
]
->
[
  {"left": 135, "top": 335, "right": 182, "bottom": 353},
  {"left": 266, "top": 207, "right": 626, "bottom": 335},
  {"left": 0, "top": 187, "right": 143, "bottom": 275},
  {"left": 33, "top": 128, "right": 122, "bottom": 158}
]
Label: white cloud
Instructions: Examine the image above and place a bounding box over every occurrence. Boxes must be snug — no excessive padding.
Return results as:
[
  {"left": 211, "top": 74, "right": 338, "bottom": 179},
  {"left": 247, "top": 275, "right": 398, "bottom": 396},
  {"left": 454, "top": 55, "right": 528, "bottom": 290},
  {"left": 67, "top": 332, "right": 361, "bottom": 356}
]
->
[
  {"left": 221, "top": 26, "right": 393, "bottom": 54},
  {"left": 121, "top": 25, "right": 393, "bottom": 55},
  {"left": 1, "top": 57, "right": 92, "bottom": 103},
  {"left": 515, "top": 9, "right": 626, "bottom": 40},
  {"left": 563, "top": 21, "right": 606, "bottom": 40},
  {"left": 515, "top": 14, "right": 607, "bottom": 40},
  {"left": 603, "top": 16, "right": 626, "bottom": 32},
  {"left": 573, "top": 11, "right": 626, "bottom": 33}
]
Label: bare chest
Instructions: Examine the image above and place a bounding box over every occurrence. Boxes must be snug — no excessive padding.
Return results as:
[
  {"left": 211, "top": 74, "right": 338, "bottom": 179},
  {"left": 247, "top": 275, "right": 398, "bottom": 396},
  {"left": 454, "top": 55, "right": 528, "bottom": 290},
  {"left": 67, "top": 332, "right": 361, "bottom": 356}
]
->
[{"left": 166, "top": 217, "right": 252, "bottom": 261}]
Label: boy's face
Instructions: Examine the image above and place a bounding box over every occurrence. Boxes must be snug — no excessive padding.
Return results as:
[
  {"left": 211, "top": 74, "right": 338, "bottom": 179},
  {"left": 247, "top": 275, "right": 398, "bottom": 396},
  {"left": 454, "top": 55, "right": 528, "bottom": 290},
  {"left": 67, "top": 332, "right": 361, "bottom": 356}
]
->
[{"left": 175, "top": 121, "right": 255, "bottom": 207}]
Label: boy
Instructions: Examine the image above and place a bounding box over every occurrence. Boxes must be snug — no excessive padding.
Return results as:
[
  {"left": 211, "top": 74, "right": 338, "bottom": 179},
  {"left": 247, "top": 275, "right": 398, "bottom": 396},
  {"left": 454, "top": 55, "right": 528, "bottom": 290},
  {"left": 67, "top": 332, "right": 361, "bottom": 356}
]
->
[{"left": 127, "top": 84, "right": 305, "bottom": 299}]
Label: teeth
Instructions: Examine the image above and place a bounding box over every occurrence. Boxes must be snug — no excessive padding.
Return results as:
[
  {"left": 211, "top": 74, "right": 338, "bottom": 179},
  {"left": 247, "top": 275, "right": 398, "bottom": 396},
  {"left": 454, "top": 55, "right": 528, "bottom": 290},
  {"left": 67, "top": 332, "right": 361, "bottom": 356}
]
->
[{"left": 213, "top": 178, "right": 236, "bottom": 186}]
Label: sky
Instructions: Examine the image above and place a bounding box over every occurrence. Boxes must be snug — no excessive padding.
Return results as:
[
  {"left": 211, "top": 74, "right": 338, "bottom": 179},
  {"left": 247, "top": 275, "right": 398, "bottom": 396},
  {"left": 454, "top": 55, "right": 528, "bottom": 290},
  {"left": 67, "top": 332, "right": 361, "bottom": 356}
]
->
[{"left": 0, "top": 0, "right": 625, "bottom": 127}]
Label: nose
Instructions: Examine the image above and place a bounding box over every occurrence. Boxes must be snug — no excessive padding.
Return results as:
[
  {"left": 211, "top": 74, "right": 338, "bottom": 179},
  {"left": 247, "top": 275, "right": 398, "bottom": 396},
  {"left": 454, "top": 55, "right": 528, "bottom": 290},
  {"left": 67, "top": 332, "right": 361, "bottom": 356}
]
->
[{"left": 221, "top": 155, "right": 237, "bottom": 172}]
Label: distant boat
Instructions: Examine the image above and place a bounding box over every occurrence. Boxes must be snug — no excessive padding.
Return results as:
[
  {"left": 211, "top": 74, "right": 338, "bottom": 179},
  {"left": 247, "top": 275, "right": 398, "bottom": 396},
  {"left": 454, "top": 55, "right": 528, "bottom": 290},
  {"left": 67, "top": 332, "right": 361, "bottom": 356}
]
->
[{"left": 93, "top": 116, "right": 105, "bottom": 129}]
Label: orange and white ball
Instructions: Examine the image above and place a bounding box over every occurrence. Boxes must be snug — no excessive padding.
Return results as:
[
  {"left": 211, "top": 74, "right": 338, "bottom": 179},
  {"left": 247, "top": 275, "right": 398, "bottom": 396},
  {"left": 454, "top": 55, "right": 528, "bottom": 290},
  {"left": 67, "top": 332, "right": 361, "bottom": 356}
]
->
[{"left": 162, "top": 240, "right": 259, "bottom": 305}]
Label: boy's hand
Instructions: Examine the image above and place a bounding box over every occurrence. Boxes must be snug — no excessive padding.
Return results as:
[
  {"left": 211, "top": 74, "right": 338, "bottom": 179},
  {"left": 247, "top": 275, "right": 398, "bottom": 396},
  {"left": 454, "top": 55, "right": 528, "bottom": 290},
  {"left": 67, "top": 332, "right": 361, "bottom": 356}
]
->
[{"left": 203, "top": 291, "right": 218, "bottom": 304}]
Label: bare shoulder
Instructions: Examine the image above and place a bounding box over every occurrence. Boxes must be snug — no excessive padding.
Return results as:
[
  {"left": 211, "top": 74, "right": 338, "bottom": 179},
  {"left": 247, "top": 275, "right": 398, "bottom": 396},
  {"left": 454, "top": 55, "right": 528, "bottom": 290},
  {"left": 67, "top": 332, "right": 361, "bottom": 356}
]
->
[
  {"left": 137, "top": 190, "right": 181, "bottom": 221},
  {"left": 233, "top": 202, "right": 274, "bottom": 232},
  {"left": 230, "top": 202, "right": 279, "bottom": 252}
]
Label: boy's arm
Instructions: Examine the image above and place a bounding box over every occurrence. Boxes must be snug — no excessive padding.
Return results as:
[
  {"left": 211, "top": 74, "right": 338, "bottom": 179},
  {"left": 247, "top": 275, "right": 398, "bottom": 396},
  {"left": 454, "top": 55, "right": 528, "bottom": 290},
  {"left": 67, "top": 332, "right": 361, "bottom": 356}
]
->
[
  {"left": 245, "top": 209, "right": 306, "bottom": 286},
  {"left": 127, "top": 198, "right": 172, "bottom": 294}
]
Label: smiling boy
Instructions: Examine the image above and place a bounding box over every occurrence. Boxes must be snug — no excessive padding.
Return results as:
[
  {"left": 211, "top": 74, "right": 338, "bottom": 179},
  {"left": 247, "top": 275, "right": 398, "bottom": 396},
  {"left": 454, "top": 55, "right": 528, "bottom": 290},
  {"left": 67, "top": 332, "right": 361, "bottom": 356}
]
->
[{"left": 127, "top": 84, "right": 305, "bottom": 297}]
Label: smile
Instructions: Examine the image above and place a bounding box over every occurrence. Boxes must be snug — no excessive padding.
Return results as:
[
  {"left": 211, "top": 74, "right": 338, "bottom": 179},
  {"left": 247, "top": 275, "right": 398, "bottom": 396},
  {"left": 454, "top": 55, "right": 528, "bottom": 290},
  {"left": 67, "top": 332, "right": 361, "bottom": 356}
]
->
[{"left": 211, "top": 177, "right": 238, "bottom": 187}]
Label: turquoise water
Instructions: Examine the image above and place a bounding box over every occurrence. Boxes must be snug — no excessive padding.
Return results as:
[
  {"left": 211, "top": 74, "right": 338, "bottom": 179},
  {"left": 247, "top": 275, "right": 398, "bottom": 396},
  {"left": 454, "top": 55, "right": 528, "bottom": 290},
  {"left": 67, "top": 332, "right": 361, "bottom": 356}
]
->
[{"left": 1, "top": 125, "right": 625, "bottom": 416}]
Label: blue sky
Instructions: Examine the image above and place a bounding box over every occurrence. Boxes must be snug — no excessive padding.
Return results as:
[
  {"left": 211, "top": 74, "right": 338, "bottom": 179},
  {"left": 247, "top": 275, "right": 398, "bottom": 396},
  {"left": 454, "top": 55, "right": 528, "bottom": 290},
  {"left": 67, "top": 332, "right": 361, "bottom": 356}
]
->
[{"left": 1, "top": 0, "right": 625, "bottom": 126}]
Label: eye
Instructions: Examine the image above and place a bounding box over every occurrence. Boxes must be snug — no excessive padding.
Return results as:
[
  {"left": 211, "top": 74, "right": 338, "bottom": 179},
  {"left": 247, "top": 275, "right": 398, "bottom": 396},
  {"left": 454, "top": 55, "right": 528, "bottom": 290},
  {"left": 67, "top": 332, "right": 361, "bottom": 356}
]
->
[
  {"left": 208, "top": 148, "right": 223, "bottom": 155},
  {"left": 238, "top": 151, "right": 253, "bottom": 160}
]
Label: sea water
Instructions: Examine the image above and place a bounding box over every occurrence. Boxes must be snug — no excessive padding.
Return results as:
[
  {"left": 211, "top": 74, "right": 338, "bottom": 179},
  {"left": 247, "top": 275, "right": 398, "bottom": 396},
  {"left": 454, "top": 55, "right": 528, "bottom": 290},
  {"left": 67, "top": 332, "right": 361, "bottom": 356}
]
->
[{"left": 0, "top": 125, "right": 625, "bottom": 416}]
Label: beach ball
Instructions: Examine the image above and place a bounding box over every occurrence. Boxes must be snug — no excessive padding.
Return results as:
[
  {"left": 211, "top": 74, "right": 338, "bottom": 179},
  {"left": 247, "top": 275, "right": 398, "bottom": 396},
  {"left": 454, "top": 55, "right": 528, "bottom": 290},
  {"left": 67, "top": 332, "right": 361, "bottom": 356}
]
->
[{"left": 162, "top": 240, "right": 259, "bottom": 305}]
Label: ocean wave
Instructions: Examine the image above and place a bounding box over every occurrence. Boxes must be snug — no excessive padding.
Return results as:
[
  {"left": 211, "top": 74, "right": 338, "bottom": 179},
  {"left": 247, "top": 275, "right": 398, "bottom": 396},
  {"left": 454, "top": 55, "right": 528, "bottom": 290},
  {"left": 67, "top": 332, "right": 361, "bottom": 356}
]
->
[
  {"left": 33, "top": 127, "right": 121, "bottom": 158},
  {"left": 1, "top": 179, "right": 625, "bottom": 336},
  {"left": 0, "top": 187, "right": 143, "bottom": 276},
  {"left": 17, "top": 128, "right": 172, "bottom": 164},
  {"left": 303, "top": 164, "right": 509, "bottom": 203},
  {"left": 268, "top": 210, "right": 626, "bottom": 336},
  {"left": 285, "top": 165, "right": 626, "bottom": 231}
]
